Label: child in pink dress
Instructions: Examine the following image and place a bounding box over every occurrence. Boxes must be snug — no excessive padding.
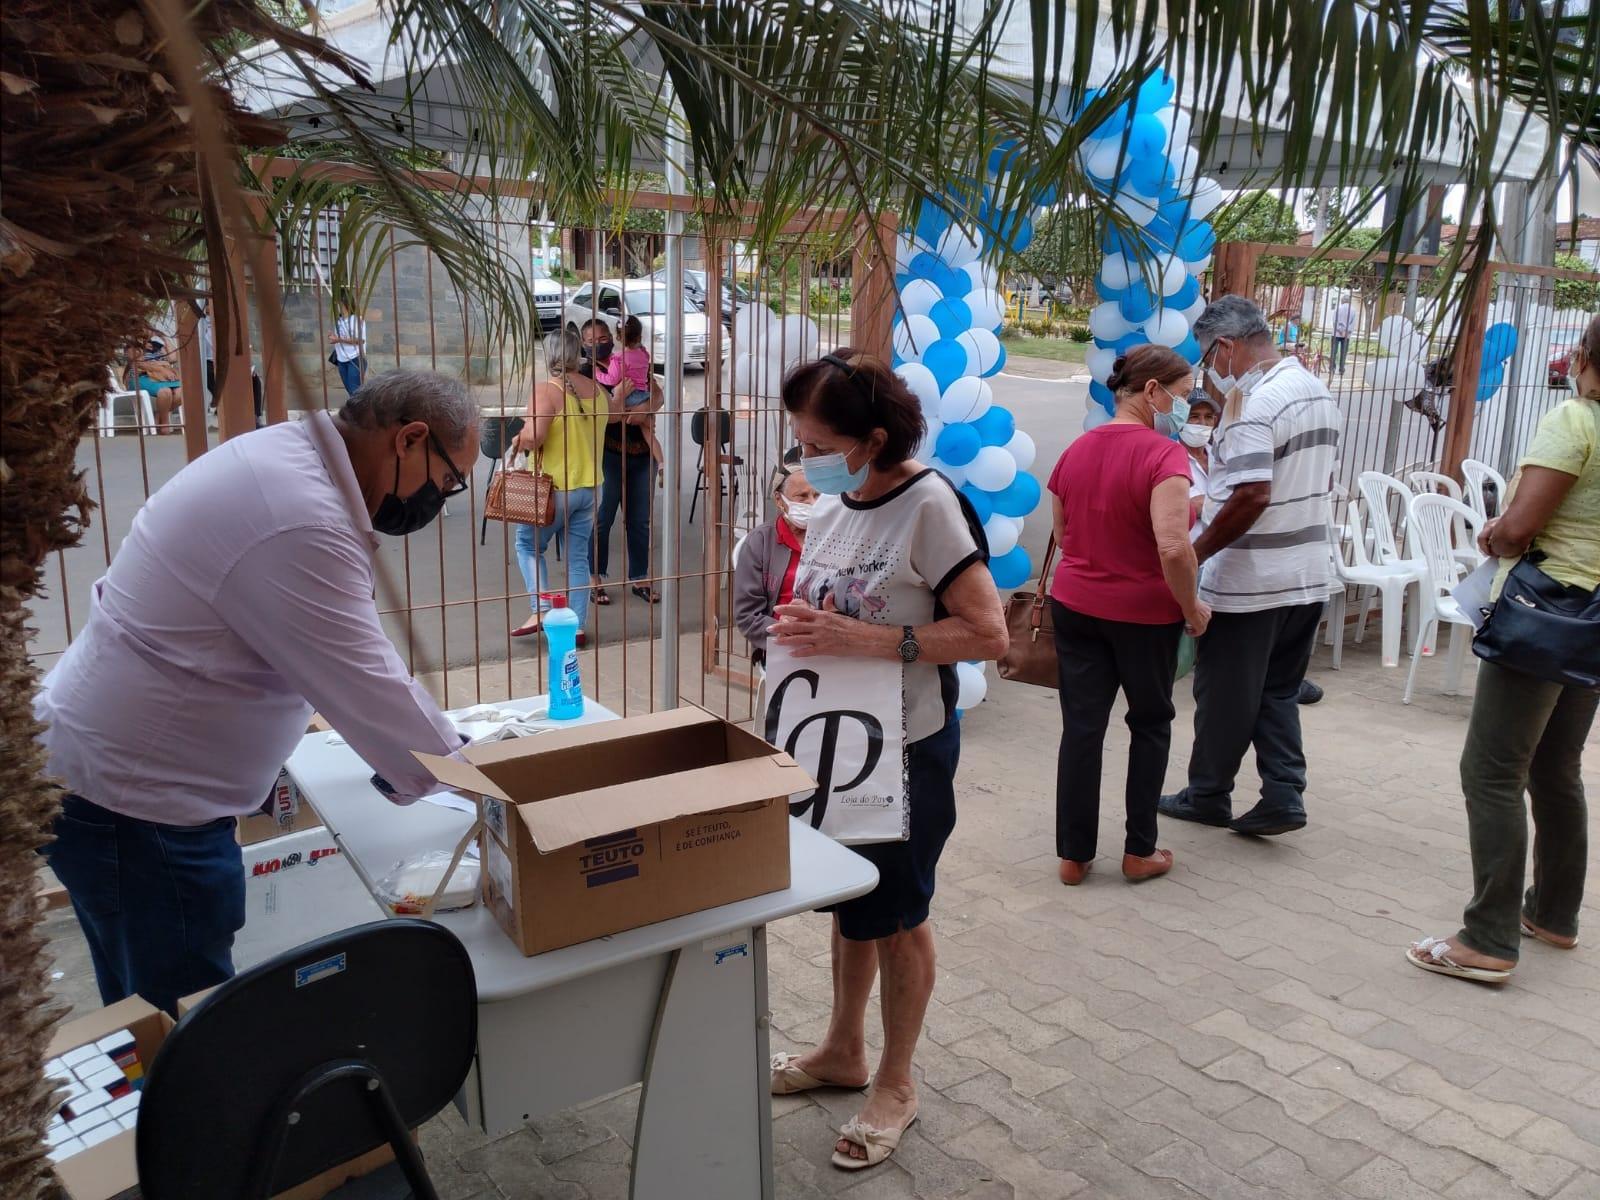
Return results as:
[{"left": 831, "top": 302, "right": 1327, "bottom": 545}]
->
[{"left": 596, "top": 315, "right": 664, "bottom": 464}]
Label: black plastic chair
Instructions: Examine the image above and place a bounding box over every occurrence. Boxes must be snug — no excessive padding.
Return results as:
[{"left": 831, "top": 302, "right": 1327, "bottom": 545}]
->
[
  {"left": 480, "top": 416, "right": 526, "bottom": 545},
  {"left": 136, "top": 920, "right": 477, "bottom": 1200},
  {"left": 689, "top": 407, "right": 742, "bottom": 524}
]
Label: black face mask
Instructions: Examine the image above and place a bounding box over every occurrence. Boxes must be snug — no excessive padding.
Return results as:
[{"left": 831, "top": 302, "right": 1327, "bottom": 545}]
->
[{"left": 372, "top": 441, "right": 449, "bottom": 536}]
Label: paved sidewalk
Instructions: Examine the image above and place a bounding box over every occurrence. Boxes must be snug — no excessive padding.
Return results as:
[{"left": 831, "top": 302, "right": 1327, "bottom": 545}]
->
[{"left": 41, "top": 631, "right": 1600, "bottom": 1198}]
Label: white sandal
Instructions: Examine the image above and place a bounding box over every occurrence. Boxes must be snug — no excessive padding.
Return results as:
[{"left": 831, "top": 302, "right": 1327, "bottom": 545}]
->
[
  {"left": 830, "top": 1109, "right": 918, "bottom": 1170},
  {"left": 769, "top": 1052, "right": 866, "bottom": 1096},
  {"left": 1406, "top": 936, "right": 1513, "bottom": 983}
]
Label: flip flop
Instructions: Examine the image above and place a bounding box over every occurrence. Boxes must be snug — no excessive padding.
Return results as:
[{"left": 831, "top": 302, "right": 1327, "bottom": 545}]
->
[
  {"left": 1521, "top": 919, "right": 1578, "bottom": 949},
  {"left": 831, "top": 1109, "right": 918, "bottom": 1171},
  {"left": 769, "top": 1052, "right": 865, "bottom": 1096},
  {"left": 1406, "top": 936, "right": 1513, "bottom": 984}
]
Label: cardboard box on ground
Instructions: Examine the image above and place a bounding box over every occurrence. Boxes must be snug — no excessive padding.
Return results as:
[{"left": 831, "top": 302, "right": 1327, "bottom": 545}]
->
[
  {"left": 416, "top": 707, "right": 810, "bottom": 955},
  {"left": 238, "top": 715, "right": 331, "bottom": 846},
  {"left": 48, "top": 994, "right": 392, "bottom": 1200}
]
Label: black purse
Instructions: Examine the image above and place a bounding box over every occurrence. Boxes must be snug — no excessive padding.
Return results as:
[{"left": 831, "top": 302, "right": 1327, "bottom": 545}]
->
[{"left": 1472, "top": 552, "right": 1600, "bottom": 690}]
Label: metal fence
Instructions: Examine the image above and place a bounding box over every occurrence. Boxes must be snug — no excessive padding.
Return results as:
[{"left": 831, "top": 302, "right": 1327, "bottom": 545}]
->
[{"left": 32, "top": 217, "right": 861, "bottom": 730}]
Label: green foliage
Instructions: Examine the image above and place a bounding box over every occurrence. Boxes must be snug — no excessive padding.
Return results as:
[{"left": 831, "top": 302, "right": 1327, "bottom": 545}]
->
[
  {"left": 1017, "top": 209, "right": 1101, "bottom": 301},
  {"left": 1214, "top": 192, "right": 1304, "bottom": 286},
  {"left": 1067, "top": 324, "right": 1092, "bottom": 342},
  {"left": 809, "top": 283, "right": 852, "bottom": 313},
  {"left": 1553, "top": 253, "right": 1600, "bottom": 311}
]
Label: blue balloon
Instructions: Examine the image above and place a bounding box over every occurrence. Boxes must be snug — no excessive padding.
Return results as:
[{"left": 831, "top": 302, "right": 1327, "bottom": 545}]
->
[
  {"left": 1119, "top": 281, "right": 1156, "bottom": 323},
  {"left": 1095, "top": 276, "right": 1126, "bottom": 302},
  {"left": 913, "top": 202, "right": 953, "bottom": 248},
  {"left": 993, "top": 472, "right": 1042, "bottom": 519},
  {"left": 929, "top": 297, "right": 973, "bottom": 340},
  {"left": 1177, "top": 221, "right": 1216, "bottom": 261},
  {"left": 1175, "top": 332, "right": 1202, "bottom": 364},
  {"left": 960, "top": 483, "right": 994, "bottom": 524},
  {"left": 908, "top": 251, "right": 944, "bottom": 281},
  {"left": 940, "top": 265, "right": 974, "bottom": 298},
  {"left": 987, "top": 140, "right": 1023, "bottom": 176},
  {"left": 972, "top": 406, "right": 1016, "bottom": 446},
  {"left": 1158, "top": 196, "right": 1194, "bottom": 229},
  {"left": 1109, "top": 330, "right": 1150, "bottom": 353},
  {"left": 1167, "top": 275, "right": 1201, "bottom": 307},
  {"left": 1129, "top": 113, "right": 1168, "bottom": 159},
  {"left": 983, "top": 343, "right": 1007, "bottom": 378},
  {"left": 1476, "top": 365, "right": 1506, "bottom": 403},
  {"left": 1089, "top": 379, "right": 1116, "bottom": 412},
  {"left": 895, "top": 271, "right": 912, "bottom": 292},
  {"left": 924, "top": 339, "right": 969, "bottom": 392},
  {"left": 1136, "top": 72, "right": 1176, "bottom": 113},
  {"left": 1128, "top": 155, "right": 1172, "bottom": 197},
  {"left": 989, "top": 545, "right": 1033, "bottom": 590},
  {"left": 1143, "top": 217, "right": 1180, "bottom": 254},
  {"left": 1101, "top": 226, "right": 1144, "bottom": 258},
  {"left": 1483, "top": 322, "right": 1518, "bottom": 362},
  {"left": 1011, "top": 215, "right": 1034, "bottom": 253},
  {"left": 1034, "top": 182, "right": 1060, "bottom": 207},
  {"left": 936, "top": 422, "right": 981, "bottom": 467}
]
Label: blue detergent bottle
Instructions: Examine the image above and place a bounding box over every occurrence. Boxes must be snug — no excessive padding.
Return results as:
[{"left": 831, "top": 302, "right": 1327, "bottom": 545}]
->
[{"left": 544, "top": 595, "right": 585, "bottom": 720}]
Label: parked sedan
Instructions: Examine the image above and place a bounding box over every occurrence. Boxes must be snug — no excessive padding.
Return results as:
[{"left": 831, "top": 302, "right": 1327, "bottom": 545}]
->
[
  {"left": 1549, "top": 329, "right": 1585, "bottom": 387},
  {"left": 647, "top": 268, "right": 756, "bottom": 327},
  {"left": 563, "top": 280, "right": 708, "bottom": 370}
]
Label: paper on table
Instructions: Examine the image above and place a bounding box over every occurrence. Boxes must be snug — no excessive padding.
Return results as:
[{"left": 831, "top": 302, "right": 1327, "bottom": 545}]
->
[
  {"left": 327, "top": 701, "right": 553, "bottom": 749},
  {"left": 1452, "top": 558, "right": 1499, "bottom": 631},
  {"left": 419, "top": 790, "right": 480, "bottom": 816}
]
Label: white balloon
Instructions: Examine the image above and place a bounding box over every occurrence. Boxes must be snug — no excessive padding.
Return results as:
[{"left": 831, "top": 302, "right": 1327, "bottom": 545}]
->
[
  {"left": 966, "top": 445, "right": 1018, "bottom": 492},
  {"left": 1159, "top": 255, "right": 1189, "bottom": 296},
  {"left": 965, "top": 288, "right": 1005, "bottom": 331},
  {"left": 957, "top": 327, "right": 1002, "bottom": 376},
  {"left": 892, "top": 313, "right": 940, "bottom": 362},
  {"left": 1112, "top": 190, "right": 1158, "bottom": 226},
  {"left": 1377, "top": 315, "right": 1418, "bottom": 354},
  {"left": 939, "top": 376, "right": 993, "bottom": 425},
  {"left": 1100, "top": 254, "right": 1134, "bottom": 290},
  {"left": 1179, "top": 296, "right": 1208, "bottom": 327},
  {"left": 1004, "top": 429, "right": 1036, "bottom": 472},
  {"left": 1183, "top": 254, "right": 1213, "bottom": 276},
  {"left": 732, "top": 302, "right": 776, "bottom": 348},
  {"left": 894, "top": 233, "right": 919, "bottom": 273},
  {"left": 916, "top": 416, "right": 945, "bottom": 463},
  {"left": 954, "top": 661, "right": 988, "bottom": 710},
  {"left": 1170, "top": 144, "right": 1200, "bottom": 188},
  {"left": 776, "top": 313, "right": 821, "bottom": 365},
  {"left": 1145, "top": 307, "right": 1190, "bottom": 347},
  {"left": 1089, "top": 301, "right": 1134, "bottom": 341},
  {"left": 1370, "top": 358, "right": 1428, "bottom": 396},
  {"left": 1085, "top": 345, "right": 1119, "bottom": 383},
  {"left": 731, "top": 351, "right": 784, "bottom": 397},
  {"left": 962, "top": 262, "right": 999, "bottom": 296},
  {"left": 1189, "top": 177, "right": 1224, "bottom": 219},
  {"left": 935, "top": 225, "right": 981, "bottom": 269},
  {"left": 899, "top": 278, "right": 944, "bottom": 317},
  {"left": 984, "top": 514, "right": 1020, "bottom": 556},
  {"left": 1083, "top": 403, "right": 1113, "bottom": 432},
  {"left": 895, "top": 361, "right": 942, "bottom": 412},
  {"left": 938, "top": 461, "right": 968, "bottom": 488},
  {"left": 1083, "top": 138, "right": 1129, "bottom": 182},
  {"left": 1166, "top": 110, "right": 1192, "bottom": 152}
]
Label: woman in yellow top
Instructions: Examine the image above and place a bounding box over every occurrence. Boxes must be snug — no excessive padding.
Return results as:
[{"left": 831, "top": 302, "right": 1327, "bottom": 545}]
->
[
  {"left": 1409, "top": 313, "right": 1600, "bottom": 985},
  {"left": 511, "top": 328, "right": 615, "bottom": 641}
]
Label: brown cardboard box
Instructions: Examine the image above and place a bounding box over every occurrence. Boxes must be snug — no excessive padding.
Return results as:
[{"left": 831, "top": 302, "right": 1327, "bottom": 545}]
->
[
  {"left": 52, "top": 993, "right": 403, "bottom": 1200},
  {"left": 417, "top": 706, "right": 807, "bottom": 955}
]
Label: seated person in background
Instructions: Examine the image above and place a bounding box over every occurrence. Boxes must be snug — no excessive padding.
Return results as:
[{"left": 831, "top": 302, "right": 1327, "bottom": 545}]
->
[
  {"left": 734, "top": 462, "right": 818, "bottom": 665},
  {"left": 125, "top": 336, "right": 183, "bottom": 433}
]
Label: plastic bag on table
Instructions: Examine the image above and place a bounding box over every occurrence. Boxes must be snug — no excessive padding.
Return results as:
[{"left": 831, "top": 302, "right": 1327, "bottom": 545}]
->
[{"left": 374, "top": 849, "right": 480, "bottom": 915}]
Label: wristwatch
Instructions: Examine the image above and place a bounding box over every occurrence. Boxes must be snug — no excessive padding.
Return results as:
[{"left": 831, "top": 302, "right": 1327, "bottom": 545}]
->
[{"left": 896, "top": 625, "right": 922, "bottom": 664}]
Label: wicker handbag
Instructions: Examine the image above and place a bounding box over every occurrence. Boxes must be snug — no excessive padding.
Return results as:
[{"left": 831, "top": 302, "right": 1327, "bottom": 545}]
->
[
  {"left": 997, "top": 535, "right": 1059, "bottom": 688},
  {"left": 484, "top": 452, "right": 556, "bottom": 527}
]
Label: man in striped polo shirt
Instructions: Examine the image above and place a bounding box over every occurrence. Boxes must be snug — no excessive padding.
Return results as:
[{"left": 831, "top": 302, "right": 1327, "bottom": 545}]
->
[{"left": 1160, "top": 296, "right": 1340, "bottom": 836}]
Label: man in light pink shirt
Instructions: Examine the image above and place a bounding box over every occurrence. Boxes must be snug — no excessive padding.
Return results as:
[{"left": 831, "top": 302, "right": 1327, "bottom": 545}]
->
[{"left": 37, "top": 370, "right": 479, "bottom": 1013}]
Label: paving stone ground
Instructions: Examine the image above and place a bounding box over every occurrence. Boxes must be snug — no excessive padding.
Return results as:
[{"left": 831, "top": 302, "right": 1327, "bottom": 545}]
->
[{"left": 42, "top": 631, "right": 1600, "bottom": 1198}]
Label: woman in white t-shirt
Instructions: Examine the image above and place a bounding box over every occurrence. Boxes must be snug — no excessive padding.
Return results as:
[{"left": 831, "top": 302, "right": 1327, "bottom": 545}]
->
[
  {"left": 765, "top": 350, "right": 1008, "bottom": 1171},
  {"left": 329, "top": 299, "right": 368, "bottom": 396},
  {"left": 1180, "top": 391, "right": 1221, "bottom": 525}
]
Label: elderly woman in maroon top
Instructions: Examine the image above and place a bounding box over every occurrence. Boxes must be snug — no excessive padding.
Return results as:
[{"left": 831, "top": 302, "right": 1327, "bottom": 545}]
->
[{"left": 1048, "top": 344, "right": 1211, "bottom": 887}]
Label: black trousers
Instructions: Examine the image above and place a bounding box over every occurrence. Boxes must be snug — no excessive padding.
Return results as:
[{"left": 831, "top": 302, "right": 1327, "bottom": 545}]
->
[
  {"left": 1186, "top": 602, "right": 1324, "bottom": 817},
  {"left": 1053, "top": 600, "right": 1184, "bottom": 861}
]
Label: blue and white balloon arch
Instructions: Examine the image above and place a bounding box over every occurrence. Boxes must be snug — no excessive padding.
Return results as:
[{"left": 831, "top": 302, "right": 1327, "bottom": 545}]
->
[{"left": 888, "top": 72, "right": 1222, "bottom": 708}]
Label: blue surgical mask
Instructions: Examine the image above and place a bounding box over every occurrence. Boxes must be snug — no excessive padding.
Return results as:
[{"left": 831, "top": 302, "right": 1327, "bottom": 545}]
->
[
  {"left": 1154, "top": 389, "right": 1191, "bottom": 439},
  {"left": 804, "top": 443, "right": 869, "bottom": 495}
]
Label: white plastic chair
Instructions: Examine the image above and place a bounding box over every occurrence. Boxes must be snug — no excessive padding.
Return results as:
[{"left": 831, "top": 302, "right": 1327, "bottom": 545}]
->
[
  {"left": 1407, "top": 470, "right": 1478, "bottom": 571},
  {"left": 1324, "top": 497, "right": 1415, "bottom": 668},
  {"left": 99, "top": 366, "right": 153, "bottom": 437},
  {"left": 1403, "top": 493, "right": 1484, "bottom": 704},
  {"left": 1461, "top": 458, "right": 1508, "bottom": 521},
  {"left": 1357, "top": 471, "right": 1430, "bottom": 652}
]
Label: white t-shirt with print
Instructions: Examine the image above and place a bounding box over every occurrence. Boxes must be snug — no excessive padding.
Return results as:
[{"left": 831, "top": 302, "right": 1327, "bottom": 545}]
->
[{"left": 794, "top": 470, "right": 986, "bottom": 743}]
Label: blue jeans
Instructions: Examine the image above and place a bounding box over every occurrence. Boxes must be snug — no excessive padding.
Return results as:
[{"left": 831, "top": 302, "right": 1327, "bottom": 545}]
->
[
  {"left": 43, "top": 795, "right": 244, "bottom": 1016},
  {"left": 597, "top": 445, "right": 654, "bottom": 581},
  {"left": 515, "top": 486, "right": 595, "bottom": 626},
  {"left": 336, "top": 356, "right": 363, "bottom": 395}
]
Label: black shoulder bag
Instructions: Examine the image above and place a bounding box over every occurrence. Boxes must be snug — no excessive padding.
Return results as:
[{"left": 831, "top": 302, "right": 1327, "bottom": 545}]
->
[{"left": 1472, "top": 551, "right": 1600, "bottom": 690}]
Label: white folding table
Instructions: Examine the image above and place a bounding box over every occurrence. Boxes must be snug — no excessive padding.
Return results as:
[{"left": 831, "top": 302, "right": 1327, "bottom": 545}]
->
[{"left": 282, "top": 698, "right": 878, "bottom": 1200}]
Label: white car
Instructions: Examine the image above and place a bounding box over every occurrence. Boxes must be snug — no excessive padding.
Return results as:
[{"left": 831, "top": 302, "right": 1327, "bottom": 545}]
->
[
  {"left": 562, "top": 279, "right": 707, "bottom": 370},
  {"left": 532, "top": 270, "right": 565, "bottom": 331}
]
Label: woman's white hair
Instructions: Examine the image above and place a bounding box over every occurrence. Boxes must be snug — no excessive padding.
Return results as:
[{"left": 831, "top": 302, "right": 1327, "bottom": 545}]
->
[{"left": 544, "top": 328, "right": 584, "bottom": 374}]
